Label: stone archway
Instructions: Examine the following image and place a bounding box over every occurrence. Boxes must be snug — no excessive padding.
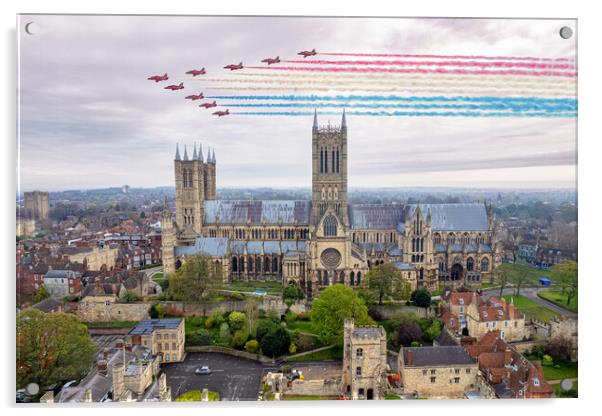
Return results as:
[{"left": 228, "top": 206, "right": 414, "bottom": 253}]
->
[{"left": 451, "top": 263, "right": 464, "bottom": 281}]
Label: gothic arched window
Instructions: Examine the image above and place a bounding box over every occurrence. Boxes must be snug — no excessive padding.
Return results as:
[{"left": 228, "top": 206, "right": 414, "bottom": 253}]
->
[
  {"left": 323, "top": 215, "right": 338, "bottom": 236},
  {"left": 232, "top": 257, "right": 238, "bottom": 272},
  {"left": 323, "top": 270, "right": 329, "bottom": 286},
  {"left": 357, "top": 272, "right": 362, "bottom": 286},
  {"left": 481, "top": 258, "right": 490, "bottom": 272},
  {"left": 350, "top": 271, "right": 355, "bottom": 286},
  {"left": 467, "top": 257, "right": 475, "bottom": 271}
]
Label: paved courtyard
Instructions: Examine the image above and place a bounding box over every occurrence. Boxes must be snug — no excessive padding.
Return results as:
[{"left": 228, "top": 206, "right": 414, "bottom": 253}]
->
[{"left": 161, "top": 352, "right": 266, "bottom": 401}]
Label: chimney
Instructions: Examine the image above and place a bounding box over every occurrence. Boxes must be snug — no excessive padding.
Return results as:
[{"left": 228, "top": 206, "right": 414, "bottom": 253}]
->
[
  {"left": 95, "top": 278, "right": 100, "bottom": 293},
  {"left": 504, "top": 348, "right": 513, "bottom": 365},
  {"left": 125, "top": 343, "right": 132, "bottom": 352},
  {"left": 103, "top": 348, "right": 110, "bottom": 360},
  {"left": 407, "top": 350, "right": 413, "bottom": 367},
  {"left": 98, "top": 359, "right": 108, "bottom": 376},
  {"left": 115, "top": 338, "right": 124, "bottom": 349},
  {"left": 508, "top": 303, "right": 515, "bottom": 320},
  {"left": 112, "top": 362, "right": 125, "bottom": 401},
  {"left": 84, "top": 388, "right": 93, "bottom": 403}
]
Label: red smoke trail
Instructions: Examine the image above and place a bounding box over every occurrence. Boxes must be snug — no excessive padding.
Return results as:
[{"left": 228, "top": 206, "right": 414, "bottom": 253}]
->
[
  {"left": 245, "top": 66, "right": 576, "bottom": 78},
  {"left": 319, "top": 53, "right": 574, "bottom": 62},
  {"left": 282, "top": 59, "right": 576, "bottom": 70}
]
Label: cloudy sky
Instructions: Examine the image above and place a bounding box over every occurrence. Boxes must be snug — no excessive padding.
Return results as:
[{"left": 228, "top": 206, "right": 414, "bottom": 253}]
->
[{"left": 17, "top": 15, "right": 577, "bottom": 191}]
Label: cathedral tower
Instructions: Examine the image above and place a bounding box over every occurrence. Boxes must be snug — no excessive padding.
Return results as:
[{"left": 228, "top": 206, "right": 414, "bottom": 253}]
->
[
  {"left": 310, "top": 110, "right": 349, "bottom": 227},
  {"left": 174, "top": 143, "right": 207, "bottom": 235}
]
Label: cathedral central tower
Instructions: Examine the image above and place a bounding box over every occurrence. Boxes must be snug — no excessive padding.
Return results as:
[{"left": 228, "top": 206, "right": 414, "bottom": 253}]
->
[{"left": 310, "top": 110, "right": 349, "bottom": 227}]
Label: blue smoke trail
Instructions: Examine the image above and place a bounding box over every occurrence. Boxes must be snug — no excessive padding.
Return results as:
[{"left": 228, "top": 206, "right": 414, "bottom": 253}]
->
[
  {"left": 208, "top": 94, "right": 577, "bottom": 107},
  {"left": 220, "top": 102, "right": 575, "bottom": 112},
  {"left": 231, "top": 110, "right": 576, "bottom": 118}
]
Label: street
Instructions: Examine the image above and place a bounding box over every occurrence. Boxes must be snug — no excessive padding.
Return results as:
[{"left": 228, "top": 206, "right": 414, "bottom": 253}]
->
[
  {"left": 481, "top": 286, "right": 577, "bottom": 318},
  {"left": 162, "top": 352, "right": 266, "bottom": 401}
]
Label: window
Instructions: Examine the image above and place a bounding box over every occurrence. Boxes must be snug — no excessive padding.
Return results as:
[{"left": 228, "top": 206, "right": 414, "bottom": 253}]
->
[
  {"left": 533, "top": 378, "right": 540, "bottom": 386},
  {"left": 172, "top": 342, "right": 176, "bottom": 350},
  {"left": 323, "top": 215, "right": 337, "bottom": 236},
  {"left": 164, "top": 342, "right": 169, "bottom": 350},
  {"left": 356, "top": 367, "right": 362, "bottom": 376},
  {"left": 481, "top": 258, "right": 489, "bottom": 272},
  {"left": 430, "top": 369, "right": 436, "bottom": 375},
  {"left": 430, "top": 377, "right": 436, "bottom": 383},
  {"left": 467, "top": 257, "right": 474, "bottom": 272},
  {"left": 422, "top": 370, "right": 427, "bottom": 376},
  {"left": 455, "top": 369, "right": 460, "bottom": 375},
  {"left": 105, "top": 300, "right": 110, "bottom": 306},
  {"left": 454, "top": 377, "right": 460, "bottom": 384},
  {"left": 466, "top": 368, "right": 471, "bottom": 374},
  {"left": 172, "top": 354, "right": 177, "bottom": 361},
  {"left": 356, "top": 348, "right": 363, "bottom": 358}
]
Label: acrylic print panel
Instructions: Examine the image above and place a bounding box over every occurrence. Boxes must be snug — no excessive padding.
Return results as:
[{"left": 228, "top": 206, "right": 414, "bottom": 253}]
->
[{"left": 16, "top": 15, "right": 577, "bottom": 404}]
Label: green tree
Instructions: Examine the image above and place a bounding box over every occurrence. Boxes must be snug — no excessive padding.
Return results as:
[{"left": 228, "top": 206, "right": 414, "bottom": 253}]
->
[
  {"left": 494, "top": 263, "right": 539, "bottom": 297},
  {"left": 167, "top": 254, "right": 222, "bottom": 302},
  {"left": 283, "top": 283, "right": 305, "bottom": 302},
  {"left": 310, "top": 284, "right": 373, "bottom": 346},
  {"left": 123, "top": 291, "right": 141, "bottom": 303},
  {"left": 16, "top": 309, "right": 96, "bottom": 389},
  {"left": 245, "top": 300, "right": 259, "bottom": 336},
  {"left": 260, "top": 327, "right": 291, "bottom": 358},
  {"left": 551, "top": 261, "right": 578, "bottom": 305},
  {"left": 149, "top": 303, "right": 165, "bottom": 319},
  {"left": 231, "top": 329, "right": 250, "bottom": 349},
  {"left": 367, "top": 263, "right": 406, "bottom": 305},
  {"left": 228, "top": 311, "right": 247, "bottom": 330},
  {"left": 33, "top": 286, "right": 49, "bottom": 304},
  {"left": 244, "top": 339, "right": 259, "bottom": 353},
  {"left": 410, "top": 288, "right": 431, "bottom": 308},
  {"left": 255, "top": 319, "right": 279, "bottom": 342}
]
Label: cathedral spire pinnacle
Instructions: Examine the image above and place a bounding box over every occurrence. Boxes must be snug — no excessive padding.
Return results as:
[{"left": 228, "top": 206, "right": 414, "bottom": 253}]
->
[
  {"left": 175, "top": 143, "right": 181, "bottom": 161},
  {"left": 198, "top": 143, "right": 204, "bottom": 161},
  {"left": 212, "top": 148, "right": 216, "bottom": 164},
  {"left": 313, "top": 108, "right": 318, "bottom": 130},
  {"left": 341, "top": 108, "right": 347, "bottom": 130},
  {"left": 192, "top": 143, "right": 198, "bottom": 160},
  {"left": 183, "top": 145, "right": 189, "bottom": 161}
]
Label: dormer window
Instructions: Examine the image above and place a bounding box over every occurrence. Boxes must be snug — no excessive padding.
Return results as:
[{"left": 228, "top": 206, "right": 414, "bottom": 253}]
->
[{"left": 533, "top": 378, "right": 540, "bottom": 386}]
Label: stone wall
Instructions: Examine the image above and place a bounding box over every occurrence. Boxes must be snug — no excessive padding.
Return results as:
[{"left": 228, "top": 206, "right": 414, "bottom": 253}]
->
[
  {"left": 185, "top": 345, "right": 274, "bottom": 364},
  {"left": 160, "top": 298, "right": 307, "bottom": 317},
  {"left": 401, "top": 364, "right": 478, "bottom": 399},
  {"left": 370, "top": 304, "right": 435, "bottom": 319},
  {"left": 286, "top": 378, "right": 341, "bottom": 396},
  {"left": 77, "top": 296, "right": 151, "bottom": 322}
]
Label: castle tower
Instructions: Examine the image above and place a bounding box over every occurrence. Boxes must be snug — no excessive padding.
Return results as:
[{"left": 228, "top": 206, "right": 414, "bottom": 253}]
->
[
  {"left": 161, "top": 196, "right": 176, "bottom": 276},
  {"left": 174, "top": 143, "right": 206, "bottom": 235},
  {"left": 311, "top": 110, "right": 349, "bottom": 227}
]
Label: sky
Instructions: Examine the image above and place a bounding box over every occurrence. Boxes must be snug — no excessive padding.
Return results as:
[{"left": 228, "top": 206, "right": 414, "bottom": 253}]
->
[{"left": 17, "top": 15, "right": 577, "bottom": 192}]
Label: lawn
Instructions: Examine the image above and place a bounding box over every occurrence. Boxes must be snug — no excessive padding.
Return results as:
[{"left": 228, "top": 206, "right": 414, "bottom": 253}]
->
[
  {"left": 286, "top": 346, "right": 343, "bottom": 362},
  {"left": 553, "top": 381, "right": 578, "bottom": 398},
  {"left": 224, "top": 280, "right": 283, "bottom": 294},
  {"left": 502, "top": 295, "right": 558, "bottom": 323},
  {"left": 151, "top": 272, "right": 165, "bottom": 284},
  {"left": 84, "top": 320, "right": 138, "bottom": 328},
  {"left": 538, "top": 290, "right": 578, "bottom": 313},
  {"left": 286, "top": 319, "right": 314, "bottom": 333},
  {"left": 175, "top": 390, "right": 220, "bottom": 401},
  {"left": 541, "top": 361, "right": 578, "bottom": 381},
  {"left": 384, "top": 392, "right": 402, "bottom": 400}
]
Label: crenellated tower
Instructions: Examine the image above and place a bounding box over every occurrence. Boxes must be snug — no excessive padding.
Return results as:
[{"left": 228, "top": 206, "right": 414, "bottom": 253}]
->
[{"left": 161, "top": 196, "right": 176, "bottom": 275}]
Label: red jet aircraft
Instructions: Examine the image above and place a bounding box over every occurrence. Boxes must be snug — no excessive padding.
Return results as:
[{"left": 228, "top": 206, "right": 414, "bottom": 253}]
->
[
  {"left": 261, "top": 56, "right": 280, "bottom": 65},
  {"left": 186, "top": 68, "right": 206, "bottom": 76},
  {"left": 223, "top": 62, "right": 243, "bottom": 71},
  {"left": 164, "top": 82, "right": 184, "bottom": 91},
  {"left": 199, "top": 101, "right": 217, "bottom": 109},
  {"left": 185, "top": 93, "right": 204, "bottom": 100},
  {"left": 212, "top": 109, "right": 230, "bottom": 117},
  {"left": 147, "top": 73, "right": 168, "bottom": 82},
  {"left": 297, "top": 49, "right": 317, "bottom": 58}
]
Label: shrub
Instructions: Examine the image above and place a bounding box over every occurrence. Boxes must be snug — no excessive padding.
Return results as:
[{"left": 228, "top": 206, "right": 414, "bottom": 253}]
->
[
  {"left": 231, "top": 329, "right": 250, "bottom": 349},
  {"left": 260, "top": 327, "right": 291, "bottom": 358},
  {"left": 244, "top": 339, "right": 259, "bottom": 353},
  {"left": 530, "top": 344, "right": 546, "bottom": 359},
  {"left": 256, "top": 319, "right": 279, "bottom": 342},
  {"left": 288, "top": 343, "right": 297, "bottom": 354},
  {"left": 229, "top": 292, "right": 245, "bottom": 301},
  {"left": 149, "top": 303, "right": 165, "bottom": 319},
  {"left": 217, "top": 322, "right": 232, "bottom": 346},
  {"left": 368, "top": 305, "right": 386, "bottom": 321},
  {"left": 296, "top": 312, "right": 310, "bottom": 321},
  {"left": 411, "top": 288, "right": 432, "bottom": 308},
  {"left": 545, "top": 337, "right": 573, "bottom": 362},
  {"left": 283, "top": 284, "right": 304, "bottom": 302},
  {"left": 207, "top": 309, "right": 225, "bottom": 328},
  {"left": 228, "top": 311, "right": 247, "bottom": 330},
  {"left": 186, "top": 329, "right": 213, "bottom": 346},
  {"left": 285, "top": 311, "right": 297, "bottom": 324},
  {"left": 396, "top": 323, "right": 424, "bottom": 347},
  {"left": 542, "top": 354, "right": 554, "bottom": 366},
  {"left": 410, "top": 341, "right": 422, "bottom": 347}
]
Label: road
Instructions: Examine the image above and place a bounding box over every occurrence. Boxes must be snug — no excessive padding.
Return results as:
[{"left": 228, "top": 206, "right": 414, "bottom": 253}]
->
[
  {"left": 162, "top": 352, "right": 266, "bottom": 401},
  {"left": 481, "top": 286, "right": 577, "bottom": 318}
]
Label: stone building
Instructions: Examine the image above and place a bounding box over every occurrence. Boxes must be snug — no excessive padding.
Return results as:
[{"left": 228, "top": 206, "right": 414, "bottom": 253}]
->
[
  {"left": 549, "top": 316, "right": 578, "bottom": 361},
  {"left": 42, "top": 269, "right": 82, "bottom": 297},
  {"left": 24, "top": 190, "right": 49, "bottom": 220},
  {"left": 127, "top": 318, "right": 185, "bottom": 363},
  {"left": 161, "top": 112, "right": 501, "bottom": 297},
  {"left": 341, "top": 318, "right": 387, "bottom": 400},
  {"left": 63, "top": 245, "right": 119, "bottom": 271},
  {"left": 16, "top": 218, "right": 36, "bottom": 237},
  {"left": 440, "top": 289, "right": 526, "bottom": 342},
  {"left": 398, "top": 345, "right": 478, "bottom": 399}
]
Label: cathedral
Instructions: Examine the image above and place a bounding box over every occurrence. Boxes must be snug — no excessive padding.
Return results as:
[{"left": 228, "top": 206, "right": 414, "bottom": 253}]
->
[{"left": 161, "top": 111, "right": 502, "bottom": 298}]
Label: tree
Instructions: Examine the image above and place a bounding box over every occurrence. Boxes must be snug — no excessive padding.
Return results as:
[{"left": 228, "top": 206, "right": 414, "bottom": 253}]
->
[
  {"left": 310, "top": 284, "right": 374, "bottom": 346},
  {"left": 16, "top": 309, "right": 96, "bottom": 389},
  {"left": 410, "top": 288, "right": 431, "bottom": 308},
  {"left": 283, "top": 283, "right": 304, "bottom": 302},
  {"left": 33, "top": 286, "right": 50, "bottom": 304},
  {"left": 260, "top": 327, "right": 291, "bottom": 358},
  {"left": 255, "top": 319, "right": 279, "bottom": 342},
  {"left": 421, "top": 318, "right": 443, "bottom": 342},
  {"left": 167, "top": 254, "right": 222, "bottom": 302},
  {"left": 228, "top": 311, "right": 247, "bottom": 330},
  {"left": 494, "top": 263, "right": 539, "bottom": 297},
  {"left": 149, "top": 303, "right": 165, "bottom": 319},
  {"left": 367, "top": 263, "right": 406, "bottom": 305},
  {"left": 551, "top": 261, "right": 578, "bottom": 306},
  {"left": 231, "top": 329, "right": 250, "bottom": 349},
  {"left": 244, "top": 300, "right": 259, "bottom": 336},
  {"left": 396, "top": 323, "right": 423, "bottom": 347},
  {"left": 244, "top": 339, "right": 259, "bottom": 353},
  {"left": 123, "top": 291, "right": 141, "bottom": 303}
]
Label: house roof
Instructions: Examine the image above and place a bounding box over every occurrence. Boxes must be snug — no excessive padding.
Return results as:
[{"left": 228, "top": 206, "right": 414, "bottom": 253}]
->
[
  {"left": 403, "top": 346, "right": 476, "bottom": 367},
  {"left": 129, "top": 319, "right": 183, "bottom": 335},
  {"left": 174, "top": 237, "right": 229, "bottom": 257}
]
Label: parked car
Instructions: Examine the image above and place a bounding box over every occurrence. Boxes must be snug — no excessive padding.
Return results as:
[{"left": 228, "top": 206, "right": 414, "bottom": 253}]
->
[{"left": 195, "top": 366, "right": 211, "bottom": 375}]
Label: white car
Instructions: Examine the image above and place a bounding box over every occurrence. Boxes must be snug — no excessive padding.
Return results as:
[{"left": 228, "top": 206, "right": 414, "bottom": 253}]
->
[{"left": 195, "top": 366, "right": 211, "bottom": 375}]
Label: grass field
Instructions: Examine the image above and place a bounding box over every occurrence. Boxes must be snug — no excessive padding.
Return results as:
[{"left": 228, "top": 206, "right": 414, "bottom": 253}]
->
[
  {"left": 151, "top": 272, "right": 165, "bottom": 284},
  {"left": 175, "top": 390, "right": 220, "bottom": 401},
  {"left": 501, "top": 295, "right": 558, "bottom": 323},
  {"left": 384, "top": 392, "right": 402, "bottom": 400},
  {"left": 538, "top": 290, "right": 578, "bottom": 313},
  {"left": 286, "top": 319, "right": 314, "bottom": 333},
  {"left": 553, "top": 381, "right": 578, "bottom": 398},
  {"left": 542, "top": 361, "right": 578, "bottom": 381}
]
